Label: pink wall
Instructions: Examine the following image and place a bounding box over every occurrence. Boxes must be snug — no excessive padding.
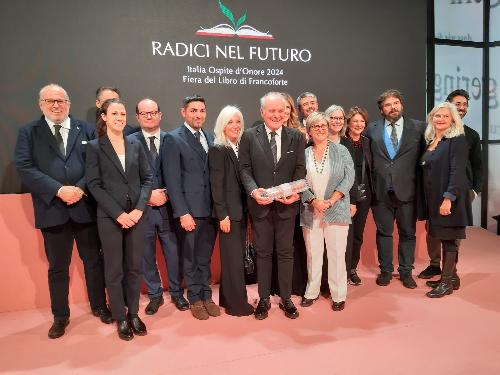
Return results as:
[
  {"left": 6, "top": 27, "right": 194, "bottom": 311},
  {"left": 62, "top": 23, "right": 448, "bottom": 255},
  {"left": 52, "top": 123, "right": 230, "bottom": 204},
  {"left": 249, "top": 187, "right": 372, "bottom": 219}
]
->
[{"left": 0, "top": 194, "right": 426, "bottom": 313}]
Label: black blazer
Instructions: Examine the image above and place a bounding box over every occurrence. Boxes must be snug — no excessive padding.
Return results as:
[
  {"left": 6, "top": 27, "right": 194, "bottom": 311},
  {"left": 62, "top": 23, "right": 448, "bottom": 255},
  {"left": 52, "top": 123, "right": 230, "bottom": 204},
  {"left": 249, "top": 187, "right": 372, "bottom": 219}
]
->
[
  {"left": 464, "top": 125, "right": 483, "bottom": 193},
  {"left": 208, "top": 144, "right": 245, "bottom": 221},
  {"left": 15, "top": 115, "right": 97, "bottom": 229},
  {"left": 365, "top": 117, "right": 425, "bottom": 202},
  {"left": 85, "top": 135, "right": 153, "bottom": 219},
  {"left": 128, "top": 130, "right": 175, "bottom": 220},
  {"left": 418, "top": 136, "right": 472, "bottom": 227},
  {"left": 239, "top": 123, "right": 306, "bottom": 219},
  {"left": 340, "top": 135, "right": 374, "bottom": 204}
]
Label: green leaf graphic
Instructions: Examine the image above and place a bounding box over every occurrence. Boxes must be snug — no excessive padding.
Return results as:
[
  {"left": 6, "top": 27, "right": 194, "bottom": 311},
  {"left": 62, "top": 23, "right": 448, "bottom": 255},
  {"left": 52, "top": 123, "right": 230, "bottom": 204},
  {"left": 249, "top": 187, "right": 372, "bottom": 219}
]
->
[
  {"left": 236, "top": 11, "right": 247, "bottom": 29},
  {"left": 218, "top": 0, "right": 235, "bottom": 27}
]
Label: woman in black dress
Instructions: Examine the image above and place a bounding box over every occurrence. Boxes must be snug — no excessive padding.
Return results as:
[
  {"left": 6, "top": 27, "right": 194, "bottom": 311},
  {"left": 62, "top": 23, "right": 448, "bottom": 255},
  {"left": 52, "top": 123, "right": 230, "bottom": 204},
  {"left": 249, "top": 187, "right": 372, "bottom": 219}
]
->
[
  {"left": 208, "top": 105, "right": 254, "bottom": 316},
  {"left": 419, "top": 102, "right": 471, "bottom": 298},
  {"left": 86, "top": 98, "right": 153, "bottom": 340},
  {"left": 340, "top": 106, "right": 373, "bottom": 285}
]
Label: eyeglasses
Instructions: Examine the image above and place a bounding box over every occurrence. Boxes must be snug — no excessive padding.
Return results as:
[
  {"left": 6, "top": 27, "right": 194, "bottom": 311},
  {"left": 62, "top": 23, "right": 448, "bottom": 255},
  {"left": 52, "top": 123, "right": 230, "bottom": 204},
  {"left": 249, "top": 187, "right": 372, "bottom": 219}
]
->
[
  {"left": 330, "top": 116, "right": 344, "bottom": 122},
  {"left": 40, "top": 99, "right": 70, "bottom": 106},
  {"left": 138, "top": 111, "right": 160, "bottom": 118},
  {"left": 310, "top": 124, "right": 328, "bottom": 130}
]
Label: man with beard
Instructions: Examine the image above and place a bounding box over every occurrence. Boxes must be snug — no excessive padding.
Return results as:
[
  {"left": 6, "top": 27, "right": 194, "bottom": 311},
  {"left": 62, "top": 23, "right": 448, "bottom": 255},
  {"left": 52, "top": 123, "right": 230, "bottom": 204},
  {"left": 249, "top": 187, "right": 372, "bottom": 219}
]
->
[
  {"left": 365, "top": 89, "right": 425, "bottom": 288},
  {"left": 418, "top": 89, "right": 482, "bottom": 281}
]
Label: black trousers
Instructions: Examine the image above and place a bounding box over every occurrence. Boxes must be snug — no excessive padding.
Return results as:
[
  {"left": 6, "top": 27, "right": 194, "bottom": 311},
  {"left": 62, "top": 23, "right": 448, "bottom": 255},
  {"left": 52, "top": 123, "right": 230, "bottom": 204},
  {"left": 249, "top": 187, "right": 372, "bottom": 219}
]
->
[
  {"left": 252, "top": 207, "right": 295, "bottom": 300},
  {"left": 371, "top": 197, "right": 416, "bottom": 275},
  {"left": 345, "top": 195, "right": 371, "bottom": 272},
  {"left": 41, "top": 219, "right": 106, "bottom": 320},
  {"left": 218, "top": 217, "right": 250, "bottom": 314},
  {"left": 179, "top": 217, "right": 217, "bottom": 304},
  {"left": 98, "top": 217, "right": 145, "bottom": 321}
]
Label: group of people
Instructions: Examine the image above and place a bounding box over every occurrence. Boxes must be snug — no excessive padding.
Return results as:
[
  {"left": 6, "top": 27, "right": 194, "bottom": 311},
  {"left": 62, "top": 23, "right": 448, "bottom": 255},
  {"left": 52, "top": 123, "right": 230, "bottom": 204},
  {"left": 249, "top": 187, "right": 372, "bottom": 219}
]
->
[{"left": 14, "top": 83, "right": 481, "bottom": 341}]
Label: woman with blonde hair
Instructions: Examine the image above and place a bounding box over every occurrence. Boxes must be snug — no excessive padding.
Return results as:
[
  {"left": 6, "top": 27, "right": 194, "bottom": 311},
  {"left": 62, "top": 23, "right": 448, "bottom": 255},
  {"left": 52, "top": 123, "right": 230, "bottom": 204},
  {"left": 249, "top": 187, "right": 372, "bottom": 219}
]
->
[
  {"left": 209, "top": 105, "right": 254, "bottom": 316},
  {"left": 418, "top": 102, "right": 471, "bottom": 298}
]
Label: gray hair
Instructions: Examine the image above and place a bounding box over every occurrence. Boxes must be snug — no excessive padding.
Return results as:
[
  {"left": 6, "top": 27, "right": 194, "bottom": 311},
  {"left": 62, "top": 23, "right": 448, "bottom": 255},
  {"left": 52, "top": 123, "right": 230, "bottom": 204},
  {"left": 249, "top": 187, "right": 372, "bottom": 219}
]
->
[
  {"left": 39, "top": 83, "right": 69, "bottom": 101},
  {"left": 214, "top": 105, "right": 245, "bottom": 146},
  {"left": 296, "top": 92, "right": 317, "bottom": 108},
  {"left": 325, "top": 104, "right": 346, "bottom": 136},
  {"left": 305, "top": 111, "right": 329, "bottom": 133},
  {"left": 425, "top": 102, "right": 465, "bottom": 143},
  {"left": 260, "top": 92, "right": 286, "bottom": 109}
]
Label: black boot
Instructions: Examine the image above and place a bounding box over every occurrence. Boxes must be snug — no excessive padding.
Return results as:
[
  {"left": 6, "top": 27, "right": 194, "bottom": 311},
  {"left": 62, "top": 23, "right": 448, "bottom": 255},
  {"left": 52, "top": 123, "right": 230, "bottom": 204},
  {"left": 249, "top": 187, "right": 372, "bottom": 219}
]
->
[{"left": 426, "top": 251, "right": 457, "bottom": 298}]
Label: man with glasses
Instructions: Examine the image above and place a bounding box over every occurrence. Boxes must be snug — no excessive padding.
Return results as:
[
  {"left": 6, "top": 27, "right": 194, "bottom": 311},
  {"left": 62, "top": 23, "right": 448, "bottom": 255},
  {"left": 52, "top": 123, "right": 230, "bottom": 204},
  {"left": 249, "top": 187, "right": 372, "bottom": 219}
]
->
[
  {"left": 128, "top": 98, "right": 188, "bottom": 315},
  {"left": 15, "top": 83, "right": 111, "bottom": 339}
]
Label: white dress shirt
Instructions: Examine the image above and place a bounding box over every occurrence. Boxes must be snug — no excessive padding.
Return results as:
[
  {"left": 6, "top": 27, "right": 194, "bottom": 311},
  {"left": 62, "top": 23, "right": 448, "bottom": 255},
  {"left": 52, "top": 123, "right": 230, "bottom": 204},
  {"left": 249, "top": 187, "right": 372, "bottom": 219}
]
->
[
  {"left": 184, "top": 123, "right": 208, "bottom": 152},
  {"left": 45, "top": 115, "right": 70, "bottom": 153},
  {"left": 264, "top": 124, "right": 282, "bottom": 162}
]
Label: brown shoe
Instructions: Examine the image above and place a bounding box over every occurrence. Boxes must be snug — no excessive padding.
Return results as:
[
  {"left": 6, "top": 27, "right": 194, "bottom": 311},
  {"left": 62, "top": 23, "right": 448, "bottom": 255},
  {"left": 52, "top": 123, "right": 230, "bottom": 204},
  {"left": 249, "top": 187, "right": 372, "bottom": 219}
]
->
[
  {"left": 190, "top": 301, "right": 209, "bottom": 320},
  {"left": 203, "top": 299, "right": 221, "bottom": 317}
]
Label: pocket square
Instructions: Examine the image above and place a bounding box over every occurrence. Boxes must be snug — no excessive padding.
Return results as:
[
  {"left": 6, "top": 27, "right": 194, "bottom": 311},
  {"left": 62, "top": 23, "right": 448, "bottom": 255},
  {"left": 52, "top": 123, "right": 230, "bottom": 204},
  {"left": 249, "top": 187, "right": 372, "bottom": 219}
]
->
[{"left": 81, "top": 141, "right": 88, "bottom": 144}]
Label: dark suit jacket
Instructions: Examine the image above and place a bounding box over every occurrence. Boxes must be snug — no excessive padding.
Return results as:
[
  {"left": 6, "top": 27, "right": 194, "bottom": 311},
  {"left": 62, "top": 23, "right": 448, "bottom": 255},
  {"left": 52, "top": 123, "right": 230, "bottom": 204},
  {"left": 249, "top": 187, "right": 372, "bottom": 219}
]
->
[
  {"left": 162, "top": 125, "right": 214, "bottom": 219},
  {"left": 208, "top": 144, "right": 245, "bottom": 221},
  {"left": 128, "top": 130, "right": 175, "bottom": 221},
  {"left": 340, "top": 135, "right": 374, "bottom": 204},
  {"left": 418, "top": 136, "right": 472, "bottom": 227},
  {"left": 15, "top": 115, "right": 97, "bottom": 229},
  {"left": 239, "top": 123, "right": 306, "bottom": 219},
  {"left": 85, "top": 135, "right": 153, "bottom": 219},
  {"left": 365, "top": 117, "right": 425, "bottom": 203},
  {"left": 464, "top": 124, "right": 482, "bottom": 193}
]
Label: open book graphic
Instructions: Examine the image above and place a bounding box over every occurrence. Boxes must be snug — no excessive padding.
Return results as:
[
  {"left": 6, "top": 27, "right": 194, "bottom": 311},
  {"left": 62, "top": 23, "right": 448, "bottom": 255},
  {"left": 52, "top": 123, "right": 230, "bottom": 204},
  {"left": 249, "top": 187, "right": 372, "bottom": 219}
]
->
[
  {"left": 196, "top": 1, "right": 274, "bottom": 40},
  {"left": 196, "top": 23, "right": 274, "bottom": 39}
]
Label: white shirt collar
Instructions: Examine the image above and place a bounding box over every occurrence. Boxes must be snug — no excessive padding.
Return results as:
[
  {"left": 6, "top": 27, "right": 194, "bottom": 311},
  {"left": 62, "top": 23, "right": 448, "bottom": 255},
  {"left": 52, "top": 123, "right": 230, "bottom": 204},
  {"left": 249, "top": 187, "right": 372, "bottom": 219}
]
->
[
  {"left": 45, "top": 115, "right": 70, "bottom": 130},
  {"left": 264, "top": 124, "right": 282, "bottom": 137},
  {"left": 141, "top": 128, "right": 160, "bottom": 140},
  {"left": 184, "top": 122, "right": 203, "bottom": 136},
  {"left": 385, "top": 117, "right": 403, "bottom": 127}
]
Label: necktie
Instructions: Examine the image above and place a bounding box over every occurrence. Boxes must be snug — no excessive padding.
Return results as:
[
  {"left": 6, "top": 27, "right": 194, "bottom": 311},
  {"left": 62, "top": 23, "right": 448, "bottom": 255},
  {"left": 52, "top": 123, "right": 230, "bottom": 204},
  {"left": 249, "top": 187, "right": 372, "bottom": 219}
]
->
[
  {"left": 148, "top": 136, "right": 158, "bottom": 161},
  {"left": 270, "top": 131, "right": 277, "bottom": 164},
  {"left": 194, "top": 130, "right": 207, "bottom": 153},
  {"left": 54, "top": 124, "right": 65, "bottom": 156},
  {"left": 390, "top": 123, "right": 398, "bottom": 150}
]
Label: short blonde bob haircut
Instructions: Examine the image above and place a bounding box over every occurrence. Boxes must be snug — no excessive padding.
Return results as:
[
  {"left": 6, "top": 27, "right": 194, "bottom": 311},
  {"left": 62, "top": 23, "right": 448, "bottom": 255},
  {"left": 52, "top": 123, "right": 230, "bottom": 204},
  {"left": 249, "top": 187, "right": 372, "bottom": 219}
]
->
[{"left": 214, "top": 105, "right": 245, "bottom": 146}]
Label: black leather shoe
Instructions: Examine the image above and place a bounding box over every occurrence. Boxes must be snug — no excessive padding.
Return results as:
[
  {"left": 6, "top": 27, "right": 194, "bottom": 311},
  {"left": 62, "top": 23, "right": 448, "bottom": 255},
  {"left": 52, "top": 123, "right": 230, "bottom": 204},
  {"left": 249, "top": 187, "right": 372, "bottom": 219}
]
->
[
  {"left": 426, "top": 278, "right": 454, "bottom": 298},
  {"left": 145, "top": 296, "right": 164, "bottom": 315},
  {"left": 92, "top": 306, "right": 114, "bottom": 324},
  {"left": 300, "top": 296, "right": 318, "bottom": 307},
  {"left": 376, "top": 271, "right": 393, "bottom": 286},
  {"left": 127, "top": 314, "right": 147, "bottom": 336},
  {"left": 400, "top": 274, "right": 417, "bottom": 289},
  {"left": 332, "top": 301, "right": 345, "bottom": 311},
  {"left": 426, "top": 275, "right": 460, "bottom": 290},
  {"left": 279, "top": 299, "right": 299, "bottom": 319},
  {"left": 418, "top": 265, "right": 441, "bottom": 279},
  {"left": 48, "top": 318, "right": 69, "bottom": 339},
  {"left": 349, "top": 270, "right": 362, "bottom": 285},
  {"left": 171, "top": 295, "right": 189, "bottom": 311},
  {"left": 254, "top": 297, "right": 271, "bottom": 320},
  {"left": 117, "top": 320, "right": 134, "bottom": 341}
]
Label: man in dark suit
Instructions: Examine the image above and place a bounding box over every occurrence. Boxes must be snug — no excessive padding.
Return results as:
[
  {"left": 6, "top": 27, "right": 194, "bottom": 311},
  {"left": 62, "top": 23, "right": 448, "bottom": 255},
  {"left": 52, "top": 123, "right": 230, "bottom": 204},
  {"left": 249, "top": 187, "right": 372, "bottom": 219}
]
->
[
  {"left": 296, "top": 91, "right": 319, "bottom": 126},
  {"left": 162, "top": 95, "right": 218, "bottom": 320},
  {"left": 364, "top": 89, "right": 425, "bottom": 289},
  {"left": 129, "top": 98, "right": 188, "bottom": 315},
  {"left": 239, "top": 92, "right": 306, "bottom": 320},
  {"left": 418, "top": 89, "right": 483, "bottom": 280},
  {"left": 94, "top": 86, "right": 138, "bottom": 135},
  {"left": 14, "top": 83, "right": 111, "bottom": 339}
]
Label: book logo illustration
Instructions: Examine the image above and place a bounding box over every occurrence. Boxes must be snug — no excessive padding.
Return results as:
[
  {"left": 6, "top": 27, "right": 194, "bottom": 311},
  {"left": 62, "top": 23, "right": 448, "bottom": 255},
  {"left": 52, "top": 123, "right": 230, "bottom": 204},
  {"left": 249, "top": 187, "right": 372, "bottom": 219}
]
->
[{"left": 196, "top": 0, "right": 274, "bottom": 40}]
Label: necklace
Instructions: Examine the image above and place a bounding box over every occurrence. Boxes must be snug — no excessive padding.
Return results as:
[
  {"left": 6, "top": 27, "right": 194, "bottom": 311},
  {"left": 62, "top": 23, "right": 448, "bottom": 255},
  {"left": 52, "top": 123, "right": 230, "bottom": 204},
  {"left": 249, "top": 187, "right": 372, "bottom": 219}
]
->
[{"left": 313, "top": 142, "right": 329, "bottom": 174}]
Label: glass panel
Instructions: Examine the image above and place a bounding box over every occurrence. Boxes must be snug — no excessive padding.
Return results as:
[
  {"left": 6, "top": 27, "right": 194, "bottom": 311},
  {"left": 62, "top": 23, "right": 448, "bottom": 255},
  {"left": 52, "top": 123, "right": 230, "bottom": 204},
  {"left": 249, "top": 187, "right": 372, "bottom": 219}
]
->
[
  {"left": 434, "top": 45, "right": 483, "bottom": 138},
  {"left": 487, "top": 144, "right": 500, "bottom": 232},
  {"left": 435, "top": 0, "right": 483, "bottom": 42},
  {"left": 491, "top": 1, "right": 500, "bottom": 42},
  {"left": 489, "top": 47, "right": 500, "bottom": 140}
]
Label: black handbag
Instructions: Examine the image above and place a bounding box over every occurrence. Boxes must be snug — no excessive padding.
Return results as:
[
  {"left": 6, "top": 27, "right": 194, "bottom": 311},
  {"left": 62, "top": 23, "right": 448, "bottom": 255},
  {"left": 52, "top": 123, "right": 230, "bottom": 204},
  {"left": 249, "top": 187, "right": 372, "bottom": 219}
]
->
[
  {"left": 354, "top": 153, "right": 368, "bottom": 202},
  {"left": 244, "top": 217, "right": 258, "bottom": 284}
]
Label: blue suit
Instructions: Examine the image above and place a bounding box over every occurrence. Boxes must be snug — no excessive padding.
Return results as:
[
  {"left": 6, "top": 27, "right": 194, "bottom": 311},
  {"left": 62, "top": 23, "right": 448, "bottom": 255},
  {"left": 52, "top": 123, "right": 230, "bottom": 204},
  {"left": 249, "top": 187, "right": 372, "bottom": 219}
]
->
[
  {"left": 14, "top": 115, "right": 106, "bottom": 319},
  {"left": 162, "top": 124, "right": 217, "bottom": 304},
  {"left": 128, "top": 130, "right": 183, "bottom": 300}
]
